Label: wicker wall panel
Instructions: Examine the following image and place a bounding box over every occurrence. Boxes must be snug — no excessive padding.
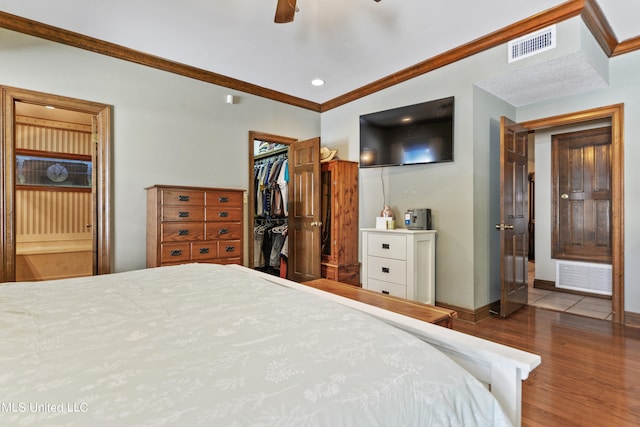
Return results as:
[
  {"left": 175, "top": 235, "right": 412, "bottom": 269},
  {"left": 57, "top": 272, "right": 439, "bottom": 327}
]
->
[
  {"left": 16, "top": 121, "right": 91, "bottom": 155},
  {"left": 16, "top": 190, "right": 91, "bottom": 236}
]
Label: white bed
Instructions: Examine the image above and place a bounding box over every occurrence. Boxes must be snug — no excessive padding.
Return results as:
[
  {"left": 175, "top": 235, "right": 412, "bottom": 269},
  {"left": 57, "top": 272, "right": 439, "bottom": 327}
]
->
[{"left": 0, "top": 263, "right": 540, "bottom": 426}]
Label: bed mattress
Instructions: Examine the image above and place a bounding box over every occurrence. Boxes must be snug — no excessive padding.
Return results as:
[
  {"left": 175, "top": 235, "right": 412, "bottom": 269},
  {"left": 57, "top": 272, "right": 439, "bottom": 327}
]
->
[{"left": 0, "top": 263, "right": 511, "bottom": 426}]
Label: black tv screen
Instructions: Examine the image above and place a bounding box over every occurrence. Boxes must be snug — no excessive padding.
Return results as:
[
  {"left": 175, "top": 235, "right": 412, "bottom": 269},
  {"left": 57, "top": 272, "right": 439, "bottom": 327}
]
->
[{"left": 359, "top": 96, "right": 454, "bottom": 168}]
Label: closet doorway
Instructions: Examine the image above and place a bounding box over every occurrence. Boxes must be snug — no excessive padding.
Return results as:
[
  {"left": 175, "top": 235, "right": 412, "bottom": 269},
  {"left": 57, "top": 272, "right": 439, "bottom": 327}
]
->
[
  {"left": 1, "top": 86, "right": 112, "bottom": 282},
  {"left": 247, "top": 132, "right": 323, "bottom": 282},
  {"left": 247, "top": 132, "right": 296, "bottom": 276}
]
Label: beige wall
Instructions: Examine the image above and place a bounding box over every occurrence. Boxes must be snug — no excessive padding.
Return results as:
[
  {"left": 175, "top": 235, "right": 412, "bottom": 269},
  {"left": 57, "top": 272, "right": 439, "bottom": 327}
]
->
[
  {"left": 322, "top": 18, "right": 640, "bottom": 313},
  {"left": 2, "top": 17, "right": 639, "bottom": 314},
  {"left": 0, "top": 28, "right": 321, "bottom": 272}
]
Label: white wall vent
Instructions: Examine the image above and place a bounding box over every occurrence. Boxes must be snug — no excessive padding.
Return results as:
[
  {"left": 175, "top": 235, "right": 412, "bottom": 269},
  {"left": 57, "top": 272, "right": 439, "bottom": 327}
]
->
[
  {"left": 508, "top": 25, "right": 556, "bottom": 63},
  {"left": 556, "top": 260, "right": 612, "bottom": 296}
]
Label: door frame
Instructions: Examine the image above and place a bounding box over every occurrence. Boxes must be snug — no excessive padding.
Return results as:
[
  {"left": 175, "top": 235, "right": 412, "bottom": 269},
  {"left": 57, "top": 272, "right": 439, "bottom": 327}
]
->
[
  {"left": 520, "top": 103, "right": 624, "bottom": 324},
  {"left": 1, "top": 86, "right": 112, "bottom": 281},
  {"left": 247, "top": 131, "right": 297, "bottom": 269}
]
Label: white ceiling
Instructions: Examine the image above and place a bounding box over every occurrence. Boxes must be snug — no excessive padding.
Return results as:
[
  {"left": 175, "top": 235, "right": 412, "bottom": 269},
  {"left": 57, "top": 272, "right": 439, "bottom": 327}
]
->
[{"left": 0, "top": 0, "right": 637, "bottom": 105}]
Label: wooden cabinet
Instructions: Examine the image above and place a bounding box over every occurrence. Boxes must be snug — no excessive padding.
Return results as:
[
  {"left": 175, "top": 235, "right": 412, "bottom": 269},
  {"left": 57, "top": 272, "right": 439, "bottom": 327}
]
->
[
  {"left": 361, "top": 229, "right": 436, "bottom": 304},
  {"left": 320, "top": 160, "right": 359, "bottom": 285},
  {"left": 146, "top": 185, "right": 243, "bottom": 267}
]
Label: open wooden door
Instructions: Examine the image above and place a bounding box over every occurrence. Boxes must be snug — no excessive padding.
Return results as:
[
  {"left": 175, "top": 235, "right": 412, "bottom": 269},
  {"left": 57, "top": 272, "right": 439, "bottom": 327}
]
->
[
  {"left": 288, "top": 137, "right": 321, "bottom": 282},
  {"left": 498, "top": 117, "right": 529, "bottom": 317}
]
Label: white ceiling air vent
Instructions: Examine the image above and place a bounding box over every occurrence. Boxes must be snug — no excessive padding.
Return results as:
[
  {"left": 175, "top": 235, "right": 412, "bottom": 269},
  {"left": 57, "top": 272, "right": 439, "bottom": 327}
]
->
[{"left": 508, "top": 25, "right": 556, "bottom": 63}]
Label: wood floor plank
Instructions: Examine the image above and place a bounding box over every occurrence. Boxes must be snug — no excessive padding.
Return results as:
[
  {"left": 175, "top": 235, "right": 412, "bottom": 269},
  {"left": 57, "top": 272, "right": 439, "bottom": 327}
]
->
[{"left": 454, "top": 306, "right": 640, "bottom": 426}]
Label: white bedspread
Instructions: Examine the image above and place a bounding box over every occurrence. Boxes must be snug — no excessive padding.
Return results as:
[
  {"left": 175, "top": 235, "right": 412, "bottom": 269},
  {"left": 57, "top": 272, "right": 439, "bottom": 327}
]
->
[{"left": 0, "top": 263, "right": 511, "bottom": 426}]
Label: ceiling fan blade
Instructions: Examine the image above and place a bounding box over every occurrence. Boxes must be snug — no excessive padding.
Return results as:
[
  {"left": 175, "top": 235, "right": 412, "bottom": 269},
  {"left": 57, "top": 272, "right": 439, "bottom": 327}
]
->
[{"left": 274, "top": 0, "right": 297, "bottom": 23}]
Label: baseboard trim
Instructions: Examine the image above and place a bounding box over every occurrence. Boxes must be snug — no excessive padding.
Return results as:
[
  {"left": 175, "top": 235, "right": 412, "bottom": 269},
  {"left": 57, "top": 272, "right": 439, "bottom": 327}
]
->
[
  {"left": 625, "top": 311, "right": 640, "bottom": 328},
  {"left": 533, "top": 278, "right": 555, "bottom": 290},
  {"left": 439, "top": 298, "right": 640, "bottom": 327},
  {"left": 436, "top": 301, "right": 495, "bottom": 324}
]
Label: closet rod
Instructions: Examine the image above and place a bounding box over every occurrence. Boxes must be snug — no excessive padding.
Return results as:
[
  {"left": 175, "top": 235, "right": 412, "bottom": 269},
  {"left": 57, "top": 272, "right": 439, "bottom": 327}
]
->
[{"left": 254, "top": 145, "right": 288, "bottom": 161}]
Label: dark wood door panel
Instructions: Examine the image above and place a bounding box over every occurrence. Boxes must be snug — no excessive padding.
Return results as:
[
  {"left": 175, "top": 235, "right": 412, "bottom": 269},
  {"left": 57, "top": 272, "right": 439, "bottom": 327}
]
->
[
  {"left": 553, "top": 127, "right": 612, "bottom": 263},
  {"left": 499, "top": 117, "right": 529, "bottom": 317},
  {"left": 288, "top": 137, "right": 321, "bottom": 282}
]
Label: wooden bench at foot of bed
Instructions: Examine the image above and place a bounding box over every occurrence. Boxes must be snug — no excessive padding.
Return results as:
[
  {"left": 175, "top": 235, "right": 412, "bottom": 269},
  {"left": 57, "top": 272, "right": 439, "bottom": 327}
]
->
[{"left": 301, "top": 278, "right": 456, "bottom": 328}]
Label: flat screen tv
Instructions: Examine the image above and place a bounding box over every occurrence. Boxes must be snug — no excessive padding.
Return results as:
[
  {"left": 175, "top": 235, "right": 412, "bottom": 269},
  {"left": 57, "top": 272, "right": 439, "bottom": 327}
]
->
[{"left": 359, "top": 96, "right": 454, "bottom": 168}]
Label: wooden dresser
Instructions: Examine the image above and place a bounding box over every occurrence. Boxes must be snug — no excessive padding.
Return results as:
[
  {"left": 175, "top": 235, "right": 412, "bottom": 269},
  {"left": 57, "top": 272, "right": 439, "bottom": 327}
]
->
[{"left": 146, "top": 185, "right": 243, "bottom": 267}]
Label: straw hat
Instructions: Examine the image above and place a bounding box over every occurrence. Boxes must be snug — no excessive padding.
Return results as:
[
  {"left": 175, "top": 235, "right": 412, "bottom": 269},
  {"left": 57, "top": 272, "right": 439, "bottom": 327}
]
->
[{"left": 320, "top": 146, "right": 337, "bottom": 162}]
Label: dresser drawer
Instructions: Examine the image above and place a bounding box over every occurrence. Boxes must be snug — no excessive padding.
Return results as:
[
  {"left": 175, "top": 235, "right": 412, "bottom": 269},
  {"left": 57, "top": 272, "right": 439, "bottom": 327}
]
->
[
  {"left": 161, "top": 223, "right": 205, "bottom": 242},
  {"left": 161, "top": 189, "right": 204, "bottom": 206},
  {"left": 366, "top": 278, "right": 407, "bottom": 299},
  {"left": 367, "top": 233, "right": 407, "bottom": 260},
  {"left": 217, "top": 240, "right": 242, "bottom": 259},
  {"left": 367, "top": 256, "right": 407, "bottom": 285},
  {"left": 162, "top": 206, "right": 205, "bottom": 222},
  {"left": 206, "top": 222, "right": 242, "bottom": 240},
  {"left": 206, "top": 207, "right": 242, "bottom": 222},
  {"left": 160, "top": 243, "right": 190, "bottom": 263},
  {"left": 206, "top": 190, "right": 242, "bottom": 207},
  {"left": 191, "top": 242, "right": 217, "bottom": 261}
]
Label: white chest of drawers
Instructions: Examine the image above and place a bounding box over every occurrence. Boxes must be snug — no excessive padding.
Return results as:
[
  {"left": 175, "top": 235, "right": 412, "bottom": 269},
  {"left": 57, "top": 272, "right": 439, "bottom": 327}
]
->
[{"left": 361, "top": 228, "right": 437, "bottom": 305}]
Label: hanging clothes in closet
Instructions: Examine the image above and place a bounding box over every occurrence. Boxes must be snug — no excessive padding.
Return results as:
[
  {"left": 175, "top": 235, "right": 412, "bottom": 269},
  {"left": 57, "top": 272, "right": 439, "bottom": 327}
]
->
[
  {"left": 253, "top": 143, "right": 289, "bottom": 277},
  {"left": 254, "top": 155, "right": 288, "bottom": 218}
]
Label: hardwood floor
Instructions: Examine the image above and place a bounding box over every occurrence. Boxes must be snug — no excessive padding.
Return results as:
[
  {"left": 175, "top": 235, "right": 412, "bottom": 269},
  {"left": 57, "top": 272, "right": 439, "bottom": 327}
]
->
[{"left": 454, "top": 306, "right": 640, "bottom": 427}]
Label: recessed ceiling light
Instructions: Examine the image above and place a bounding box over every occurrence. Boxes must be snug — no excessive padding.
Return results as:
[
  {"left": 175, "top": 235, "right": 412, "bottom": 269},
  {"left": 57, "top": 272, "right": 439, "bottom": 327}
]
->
[{"left": 311, "top": 79, "right": 325, "bottom": 86}]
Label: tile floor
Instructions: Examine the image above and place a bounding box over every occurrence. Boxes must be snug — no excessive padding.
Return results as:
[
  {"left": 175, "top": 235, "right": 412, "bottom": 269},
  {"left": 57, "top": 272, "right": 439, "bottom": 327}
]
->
[{"left": 527, "top": 262, "right": 613, "bottom": 320}]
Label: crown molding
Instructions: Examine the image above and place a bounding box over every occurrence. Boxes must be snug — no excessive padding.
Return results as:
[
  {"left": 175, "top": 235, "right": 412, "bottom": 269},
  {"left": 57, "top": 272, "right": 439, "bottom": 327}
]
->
[
  {"left": 612, "top": 35, "right": 640, "bottom": 57},
  {"left": 581, "top": 0, "right": 617, "bottom": 56},
  {"left": 0, "top": 11, "right": 321, "bottom": 112},
  {"left": 581, "top": 0, "right": 640, "bottom": 58},
  {"left": 321, "top": 0, "right": 586, "bottom": 111},
  {"left": 0, "top": 1, "right": 637, "bottom": 113}
]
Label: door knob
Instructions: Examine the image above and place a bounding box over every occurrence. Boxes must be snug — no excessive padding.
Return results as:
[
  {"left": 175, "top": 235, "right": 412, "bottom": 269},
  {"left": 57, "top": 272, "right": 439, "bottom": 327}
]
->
[
  {"left": 310, "top": 221, "right": 323, "bottom": 227},
  {"left": 495, "top": 223, "right": 514, "bottom": 230},
  {"left": 561, "top": 193, "right": 569, "bottom": 199}
]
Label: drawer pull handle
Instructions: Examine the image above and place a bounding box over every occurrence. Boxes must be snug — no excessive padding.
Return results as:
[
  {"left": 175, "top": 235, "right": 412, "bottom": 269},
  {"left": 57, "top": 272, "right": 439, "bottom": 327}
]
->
[
  {"left": 381, "top": 267, "right": 390, "bottom": 273},
  {"left": 170, "top": 250, "right": 182, "bottom": 257},
  {"left": 178, "top": 211, "right": 190, "bottom": 218},
  {"left": 219, "top": 228, "right": 229, "bottom": 235},
  {"left": 382, "top": 243, "right": 390, "bottom": 249},
  {"left": 178, "top": 195, "right": 190, "bottom": 202},
  {"left": 219, "top": 196, "right": 229, "bottom": 203},
  {"left": 219, "top": 211, "right": 229, "bottom": 218},
  {"left": 225, "top": 246, "right": 235, "bottom": 252},
  {"left": 382, "top": 290, "right": 390, "bottom": 295},
  {"left": 199, "top": 247, "right": 210, "bottom": 254},
  {"left": 178, "top": 229, "right": 189, "bottom": 236}
]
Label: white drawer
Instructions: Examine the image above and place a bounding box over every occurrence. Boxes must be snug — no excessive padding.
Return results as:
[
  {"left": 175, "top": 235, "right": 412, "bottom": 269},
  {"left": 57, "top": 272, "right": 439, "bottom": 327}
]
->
[
  {"left": 367, "top": 233, "right": 407, "bottom": 260},
  {"left": 367, "top": 256, "right": 407, "bottom": 285},
  {"left": 366, "top": 278, "right": 407, "bottom": 299}
]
